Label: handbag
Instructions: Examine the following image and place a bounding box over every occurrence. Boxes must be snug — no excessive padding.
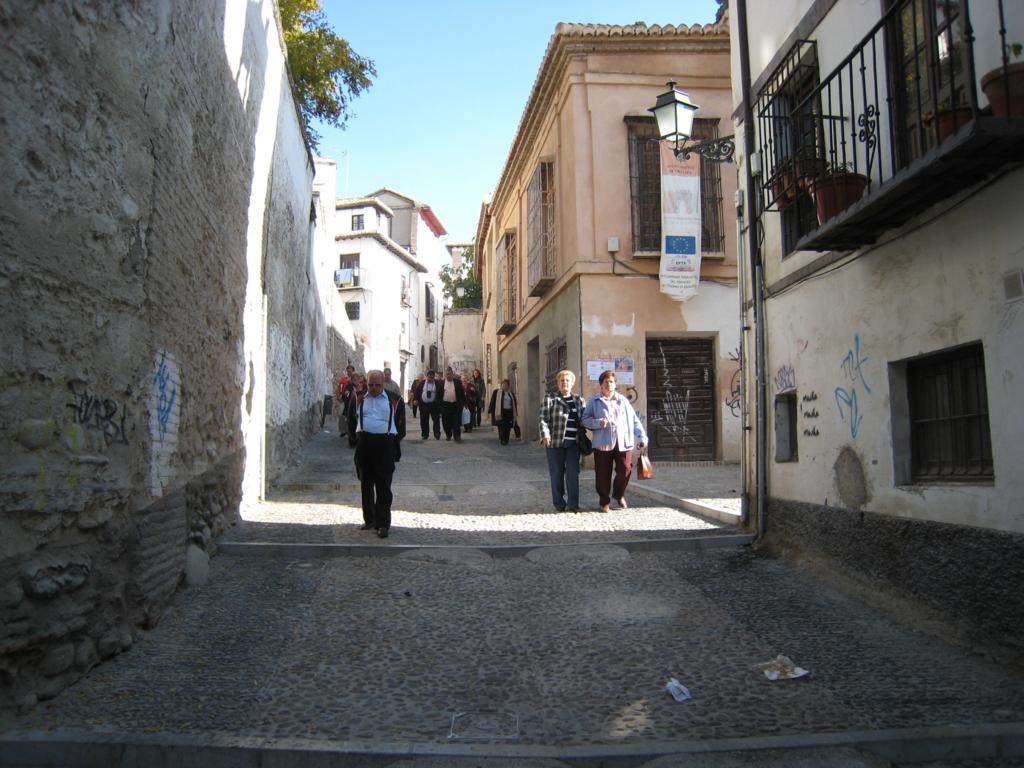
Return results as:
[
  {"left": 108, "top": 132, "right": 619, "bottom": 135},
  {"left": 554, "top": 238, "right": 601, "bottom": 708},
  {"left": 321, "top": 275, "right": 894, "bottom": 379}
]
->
[
  {"left": 637, "top": 448, "right": 654, "bottom": 480},
  {"left": 577, "top": 430, "right": 593, "bottom": 456},
  {"left": 462, "top": 407, "right": 471, "bottom": 426}
]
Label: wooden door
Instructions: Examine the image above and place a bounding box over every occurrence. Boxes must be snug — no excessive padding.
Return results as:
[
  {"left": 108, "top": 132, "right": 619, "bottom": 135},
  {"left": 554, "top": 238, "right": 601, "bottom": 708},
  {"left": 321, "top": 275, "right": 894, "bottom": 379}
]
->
[{"left": 645, "top": 338, "right": 715, "bottom": 461}]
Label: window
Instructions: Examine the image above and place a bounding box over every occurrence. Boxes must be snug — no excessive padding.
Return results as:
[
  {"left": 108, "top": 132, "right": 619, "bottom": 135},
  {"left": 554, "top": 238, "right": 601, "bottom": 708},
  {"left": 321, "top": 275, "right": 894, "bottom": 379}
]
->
[
  {"left": 773, "top": 53, "right": 822, "bottom": 254},
  {"left": 527, "top": 161, "right": 557, "bottom": 295},
  {"left": 351, "top": 214, "right": 364, "bottom": 231},
  {"left": 907, "top": 343, "right": 993, "bottom": 481},
  {"left": 425, "top": 284, "right": 436, "bottom": 322},
  {"left": 429, "top": 344, "right": 439, "bottom": 371},
  {"left": 400, "top": 275, "right": 411, "bottom": 307},
  {"left": 627, "top": 118, "right": 725, "bottom": 255},
  {"left": 887, "top": 0, "right": 968, "bottom": 166},
  {"left": 496, "top": 231, "right": 518, "bottom": 334},
  {"left": 345, "top": 301, "right": 360, "bottom": 320},
  {"left": 544, "top": 337, "right": 567, "bottom": 393},
  {"left": 336, "top": 255, "right": 359, "bottom": 287}
]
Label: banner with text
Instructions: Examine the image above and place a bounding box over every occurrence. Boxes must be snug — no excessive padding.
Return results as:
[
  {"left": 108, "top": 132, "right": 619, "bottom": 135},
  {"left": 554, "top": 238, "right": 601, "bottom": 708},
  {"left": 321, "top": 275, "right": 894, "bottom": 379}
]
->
[{"left": 659, "top": 143, "right": 702, "bottom": 302}]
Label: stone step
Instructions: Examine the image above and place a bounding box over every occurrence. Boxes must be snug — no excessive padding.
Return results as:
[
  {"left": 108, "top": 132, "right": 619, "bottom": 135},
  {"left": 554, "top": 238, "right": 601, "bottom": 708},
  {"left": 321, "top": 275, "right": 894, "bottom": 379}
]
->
[
  {"left": 4, "top": 721, "right": 1022, "bottom": 767},
  {"left": 217, "top": 533, "right": 756, "bottom": 559}
]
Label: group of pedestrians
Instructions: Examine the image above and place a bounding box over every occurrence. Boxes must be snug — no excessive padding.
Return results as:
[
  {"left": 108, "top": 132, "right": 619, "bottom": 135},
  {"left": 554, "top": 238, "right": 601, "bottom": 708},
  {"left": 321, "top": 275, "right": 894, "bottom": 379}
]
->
[
  {"left": 327, "top": 362, "right": 646, "bottom": 540},
  {"left": 539, "top": 368, "right": 647, "bottom": 514}
]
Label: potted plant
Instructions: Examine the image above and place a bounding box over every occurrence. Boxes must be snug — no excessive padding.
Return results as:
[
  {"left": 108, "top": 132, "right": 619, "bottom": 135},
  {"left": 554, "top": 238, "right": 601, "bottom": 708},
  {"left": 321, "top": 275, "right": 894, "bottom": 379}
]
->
[
  {"left": 980, "top": 42, "right": 1024, "bottom": 117},
  {"left": 922, "top": 97, "right": 973, "bottom": 143},
  {"left": 794, "top": 155, "right": 827, "bottom": 191},
  {"left": 805, "top": 162, "right": 870, "bottom": 225},
  {"left": 770, "top": 158, "right": 797, "bottom": 210}
]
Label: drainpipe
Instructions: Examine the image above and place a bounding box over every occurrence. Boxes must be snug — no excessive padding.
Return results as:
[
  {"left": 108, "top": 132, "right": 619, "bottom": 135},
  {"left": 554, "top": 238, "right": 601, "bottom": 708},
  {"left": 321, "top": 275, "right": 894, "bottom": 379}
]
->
[
  {"left": 735, "top": 194, "right": 749, "bottom": 528},
  {"left": 736, "top": 0, "right": 768, "bottom": 538}
]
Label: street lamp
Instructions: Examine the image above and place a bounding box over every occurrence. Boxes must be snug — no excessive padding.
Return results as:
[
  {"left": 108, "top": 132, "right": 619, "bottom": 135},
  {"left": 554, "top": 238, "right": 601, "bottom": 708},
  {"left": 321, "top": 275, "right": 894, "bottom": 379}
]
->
[
  {"left": 649, "top": 81, "right": 735, "bottom": 162},
  {"left": 455, "top": 286, "right": 466, "bottom": 299}
]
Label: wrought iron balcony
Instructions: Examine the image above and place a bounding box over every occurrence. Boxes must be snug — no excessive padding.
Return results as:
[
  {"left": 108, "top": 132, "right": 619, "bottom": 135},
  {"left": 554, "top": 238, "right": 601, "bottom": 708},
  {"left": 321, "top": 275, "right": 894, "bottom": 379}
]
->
[{"left": 756, "top": 0, "right": 1024, "bottom": 253}]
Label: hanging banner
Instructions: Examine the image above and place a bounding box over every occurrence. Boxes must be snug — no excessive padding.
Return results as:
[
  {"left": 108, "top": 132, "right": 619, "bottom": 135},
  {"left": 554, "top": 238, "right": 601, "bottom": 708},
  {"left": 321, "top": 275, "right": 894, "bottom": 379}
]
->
[{"left": 659, "top": 143, "right": 702, "bottom": 302}]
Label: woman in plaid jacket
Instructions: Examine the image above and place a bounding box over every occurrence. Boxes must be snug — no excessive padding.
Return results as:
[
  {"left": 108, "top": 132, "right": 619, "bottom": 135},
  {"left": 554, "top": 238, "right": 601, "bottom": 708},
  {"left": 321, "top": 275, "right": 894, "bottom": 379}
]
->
[{"left": 539, "top": 369, "right": 586, "bottom": 512}]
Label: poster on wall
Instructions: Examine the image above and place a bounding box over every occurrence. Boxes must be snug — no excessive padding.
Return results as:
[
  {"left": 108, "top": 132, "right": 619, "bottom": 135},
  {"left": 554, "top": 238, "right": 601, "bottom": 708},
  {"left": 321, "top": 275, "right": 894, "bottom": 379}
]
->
[
  {"left": 587, "top": 357, "right": 634, "bottom": 385},
  {"left": 614, "top": 357, "right": 634, "bottom": 386},
  {"left": 587, "top": 357, "right": 613, "bottom": 381},
  {"left": 659, "top": 143, "right": 702, "bottom": 302}
]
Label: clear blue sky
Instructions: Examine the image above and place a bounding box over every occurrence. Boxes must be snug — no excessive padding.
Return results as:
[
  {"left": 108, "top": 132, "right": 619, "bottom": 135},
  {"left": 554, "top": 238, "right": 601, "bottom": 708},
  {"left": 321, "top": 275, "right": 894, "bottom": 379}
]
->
[{"left": 316, "top": 0, "right": 723, "bottom": 243}]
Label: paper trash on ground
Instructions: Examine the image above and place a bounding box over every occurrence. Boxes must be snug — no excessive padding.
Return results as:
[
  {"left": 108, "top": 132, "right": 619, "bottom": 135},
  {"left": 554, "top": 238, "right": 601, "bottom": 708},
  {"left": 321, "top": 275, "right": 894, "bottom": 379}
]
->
[
  {"left": 665, "top": 677, "right": 692, "bottom": 702},
  {"left": 757, "top": 654, "right": 809, "bottom": 680}
]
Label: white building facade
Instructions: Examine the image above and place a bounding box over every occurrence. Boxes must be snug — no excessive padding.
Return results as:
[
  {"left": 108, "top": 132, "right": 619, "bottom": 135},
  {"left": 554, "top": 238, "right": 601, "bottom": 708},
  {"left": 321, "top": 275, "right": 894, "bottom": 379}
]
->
[
  {"left": 730, "top": 0, "right": 1024, "bottom": 658},
  {"left": 314, "top": 167, "right": 450, "bottom": 392}
]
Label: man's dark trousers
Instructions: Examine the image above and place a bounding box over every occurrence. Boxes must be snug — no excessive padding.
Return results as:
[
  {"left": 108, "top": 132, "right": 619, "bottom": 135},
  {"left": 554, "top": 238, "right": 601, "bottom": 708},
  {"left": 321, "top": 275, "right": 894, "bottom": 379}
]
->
[
  {"left": 441, "top": 401, "right": 462, "bottom": 440},
  {"left": 356, "top": 433, "right": 396, "bottom": 531},
  {"left": 420, "top": 401, "right": 440, "bottom": 439}
]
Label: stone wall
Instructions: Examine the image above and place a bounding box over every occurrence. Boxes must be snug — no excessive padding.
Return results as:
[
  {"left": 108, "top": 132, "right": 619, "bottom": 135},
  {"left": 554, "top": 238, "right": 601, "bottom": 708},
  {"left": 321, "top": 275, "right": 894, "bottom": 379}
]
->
[
  {"left": 0, "top": 0, "right": 319, "bottom": 710},
  {"left": 762, "top": 499, "right": 1024, "bottom": 665}
]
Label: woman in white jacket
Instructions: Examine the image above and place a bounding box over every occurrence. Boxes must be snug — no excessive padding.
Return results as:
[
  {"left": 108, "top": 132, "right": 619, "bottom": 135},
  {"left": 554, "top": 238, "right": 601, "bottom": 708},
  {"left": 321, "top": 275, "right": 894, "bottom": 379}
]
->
[{"left": 581, "top": 369, "right": 648, "bottom": 512}]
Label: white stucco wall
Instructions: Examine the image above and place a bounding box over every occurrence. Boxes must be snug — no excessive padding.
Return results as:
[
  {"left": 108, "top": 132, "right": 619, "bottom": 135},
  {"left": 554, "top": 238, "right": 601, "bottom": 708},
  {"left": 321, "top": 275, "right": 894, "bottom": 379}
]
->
[{"left": 764, "top": 169, "right": 1024, "bottom": 533}]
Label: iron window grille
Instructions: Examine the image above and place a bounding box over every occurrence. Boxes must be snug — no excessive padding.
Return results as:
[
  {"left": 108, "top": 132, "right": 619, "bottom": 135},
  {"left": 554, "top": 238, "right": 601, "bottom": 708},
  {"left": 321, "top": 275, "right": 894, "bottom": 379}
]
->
[
  {"left": 755, "top": 39, "right": 822, "bottom": 254},
  {"left": 345, "top": 301, "right": 360, "bottom": 320},
  {"left": 544, "top": 337, "right": 568, "bottom": 392},
  {"left": 527, "top": 162, "right": 558, "bottom": 296},
  {"left": 908, "top": 343, "right": 993, "bottom": 481},
  {"left": 496, "top": 231, "right": 518, "bottom": 335},
  {"left": 425, "top": 285, "right": 436, "bottom": 323},
  {"left": 627, "top": 117, "right": 725, "bottom": 255}
]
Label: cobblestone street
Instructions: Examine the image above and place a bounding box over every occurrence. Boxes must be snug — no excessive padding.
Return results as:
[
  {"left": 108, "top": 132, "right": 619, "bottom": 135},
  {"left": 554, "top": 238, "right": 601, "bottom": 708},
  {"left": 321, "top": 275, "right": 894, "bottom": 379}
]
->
[{"left": 3, "top": 427, "right": 1023, "bottom": 766}]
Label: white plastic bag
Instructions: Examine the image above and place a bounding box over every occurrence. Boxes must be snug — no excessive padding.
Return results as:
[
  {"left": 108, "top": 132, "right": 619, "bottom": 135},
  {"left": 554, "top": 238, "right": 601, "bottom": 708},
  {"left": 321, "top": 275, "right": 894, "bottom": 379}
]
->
[
  {"left": 665, "top": 678, "right": 691, "bottom": 702},
  {"left": 462, "top": 407, "right": 471, "bottom": 426}
]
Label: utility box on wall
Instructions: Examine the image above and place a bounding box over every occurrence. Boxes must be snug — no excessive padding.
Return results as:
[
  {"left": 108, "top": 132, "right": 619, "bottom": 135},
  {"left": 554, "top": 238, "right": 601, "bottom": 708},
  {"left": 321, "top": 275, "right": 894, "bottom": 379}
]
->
[{"left": 774, "top": 393, "right": 798, "bottom": 462}]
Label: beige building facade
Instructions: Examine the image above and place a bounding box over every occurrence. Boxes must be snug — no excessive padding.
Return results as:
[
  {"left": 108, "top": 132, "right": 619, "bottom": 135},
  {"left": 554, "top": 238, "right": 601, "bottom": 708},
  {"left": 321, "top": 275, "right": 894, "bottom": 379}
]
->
[{"left": 477, "top": 19, "right": 740, "bottom": 458}]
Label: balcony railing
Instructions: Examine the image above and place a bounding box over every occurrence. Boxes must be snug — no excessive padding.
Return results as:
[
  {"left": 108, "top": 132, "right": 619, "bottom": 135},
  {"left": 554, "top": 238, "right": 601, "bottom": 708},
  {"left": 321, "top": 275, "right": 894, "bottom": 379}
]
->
[{"left": 757, "top": 0, "right": 1024, "bottom": 252}]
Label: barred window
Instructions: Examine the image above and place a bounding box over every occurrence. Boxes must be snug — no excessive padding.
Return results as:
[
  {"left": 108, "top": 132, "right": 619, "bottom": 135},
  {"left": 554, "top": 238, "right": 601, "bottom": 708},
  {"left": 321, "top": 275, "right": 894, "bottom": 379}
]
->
[
  {"left": 345, "top": 301, "right": 360, "bottom": 320},
  {"left": 908, "top": 343, "right": 993, "bottom": 481},
  {"left": 544, "top": 337, "right": 568, "bottom": 392},
  {"left": 627, "top": 118, "right": 725, "bottom": 254},
  {"left": 425, "top": 284, "right": 436, "bottom": 323},
  {"left": 527, "top": 161, "right": 557, "bottom": 296}
]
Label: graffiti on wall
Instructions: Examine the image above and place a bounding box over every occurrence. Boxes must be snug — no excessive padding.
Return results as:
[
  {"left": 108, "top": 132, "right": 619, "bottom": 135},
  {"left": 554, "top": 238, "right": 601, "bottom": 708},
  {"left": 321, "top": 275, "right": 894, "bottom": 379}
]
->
[
  {"left": 774, "top": 364, "right": 797, "bottom": 393},
  {"left": 802, "top": 391, "right": 820, "bottom": 437},
  {"left": 724, "top": 347, "right": 741, "bottom": 418},
  {"left": 65, "top": 381, "right": 130, "bottom": 446},
  {"left": 834, "top": 334, "right": 871, "bottom": 439},
  {"left": 150, "top": 350, "right": 181, "bottom": 497}
]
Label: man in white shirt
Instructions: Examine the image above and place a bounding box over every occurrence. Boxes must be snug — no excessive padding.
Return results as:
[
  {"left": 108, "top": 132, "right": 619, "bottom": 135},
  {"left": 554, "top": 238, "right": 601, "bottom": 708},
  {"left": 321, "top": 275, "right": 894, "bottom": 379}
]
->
[
  {"left": 354, "top": 370, "right": 406, "bottom": 538},
  {"left": 414, "top": 369, "right": 441, "bottom": 440},
  {"left": 440, "top": 366, "right": 466, "bottom": 442}
]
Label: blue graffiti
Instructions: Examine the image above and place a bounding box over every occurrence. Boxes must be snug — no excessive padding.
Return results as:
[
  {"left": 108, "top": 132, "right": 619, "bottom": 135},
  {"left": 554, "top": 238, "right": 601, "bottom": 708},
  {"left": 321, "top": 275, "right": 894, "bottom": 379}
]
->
[
  {"left": 153, "top": 351, "right": 177, "bottom": 443},
  {"left": 839, "top": 334, "right": 871, "bottom": 395},
  {"left": 834, "top": 386, "right": 862, "bottom": 439},
  {"left": 835, "top": 335, "right": 870, "bottom": 439}
]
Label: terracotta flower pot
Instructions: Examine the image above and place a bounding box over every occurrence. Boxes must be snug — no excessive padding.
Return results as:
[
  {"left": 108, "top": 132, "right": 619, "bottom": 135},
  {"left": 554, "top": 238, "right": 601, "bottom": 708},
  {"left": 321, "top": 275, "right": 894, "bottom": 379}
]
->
[
  {"left": 981, "top": 62, "right": 1024, "bottom": 117},
  {"left": 931, "top": 107, "right": 974, "bottom": 142},
  {"left": 771, "top": 170, "right": 796, "bottom": 210},
  {"left": 794, "top": 157, "right": 827, "bottom": 191},
  {"left": 807, "top": 172, "right": 870, "bottom": 225}
]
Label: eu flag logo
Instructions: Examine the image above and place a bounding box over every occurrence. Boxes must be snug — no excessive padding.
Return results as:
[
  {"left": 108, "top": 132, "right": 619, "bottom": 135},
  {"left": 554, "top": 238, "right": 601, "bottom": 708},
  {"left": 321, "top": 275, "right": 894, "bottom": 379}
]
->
[{"left": 665, "top": 236, "right": 696, "bottom": 255}]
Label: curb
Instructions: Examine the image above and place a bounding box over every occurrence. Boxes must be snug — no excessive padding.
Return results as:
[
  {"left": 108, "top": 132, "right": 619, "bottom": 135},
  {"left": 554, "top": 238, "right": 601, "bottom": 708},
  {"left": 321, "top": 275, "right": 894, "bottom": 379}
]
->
[
  {"left": 627, "top": 483, "right": 743, "bottom": 526},
  {"left": 3, "top": 721, "right": 1023, "bottom": 767},
  {"left": 217, "top": 534, "right": 756, "bottom": 559}
]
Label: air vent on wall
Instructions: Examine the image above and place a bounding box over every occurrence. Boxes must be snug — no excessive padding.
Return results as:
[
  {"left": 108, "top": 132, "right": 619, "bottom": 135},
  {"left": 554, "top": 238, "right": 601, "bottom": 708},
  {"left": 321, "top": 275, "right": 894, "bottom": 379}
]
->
[{"left": 1004, "top": 269, "right": 1024, "bottom": 303}]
